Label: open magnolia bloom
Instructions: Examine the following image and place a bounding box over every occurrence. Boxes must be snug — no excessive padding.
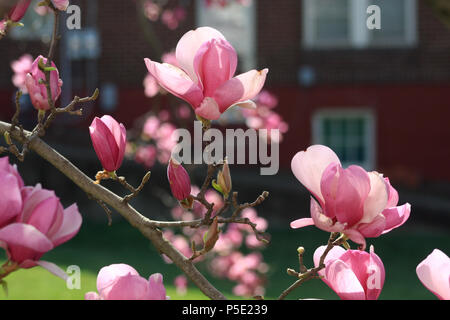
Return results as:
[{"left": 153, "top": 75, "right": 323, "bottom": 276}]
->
[
  {"left": 314, "top": 245, "right": 385, "bottom": 300},
  {"left": 290, "top": 145, "right": 411, "bottom": 249},
  {"left": 144, "top": 26, "right": 268, "bottom": 120},
  {"left": 85, "top": 264, "right": 169, "bottom": 300},
  {"left": 416, "top": 249, "right": 450, "bottom": 300}
]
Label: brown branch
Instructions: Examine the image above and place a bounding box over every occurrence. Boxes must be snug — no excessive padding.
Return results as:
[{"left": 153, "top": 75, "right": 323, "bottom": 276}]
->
[
  {"left": 277, "top": 232, "right": 341, "bottom": 300},
  {"left": 0, "top": 121, "right": 226, "bottom": 300}
]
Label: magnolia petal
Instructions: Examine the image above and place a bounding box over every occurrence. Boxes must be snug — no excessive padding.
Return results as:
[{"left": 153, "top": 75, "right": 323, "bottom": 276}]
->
[
  {"left": 50, "top": 204, "right": 82, "bottom": 247},
  {"left": 313, "top": 245, "right": 346, "bottom": 281},
  {"left": 195, "top": 97, "right": 222, "bottom": 120},
  {"left": 175, "top": 26, "right": 226, "bottom": 83},
  {"left": 214, "top": 69, "right": 268, "bottom": 113},
  {"left": 291, "top": 145, "right": 341, "bottom": 205},
  {"left": 325, "top": 259, "right": 366, "bottom": 300},
  {"left": 360, "top": 172, "right": 389, "bottom": 224},
  {"left": 0, "top": 171, "right": 23, "bottom": 227},
  {"left": 344, "top": 229, "right": 367, "bottom": 250},
  {"left": 148, "top": 273, "right": 168, "bottom": 300},
  {"left": 97, "top": 264, "right": 140, "bottom": 298},
  {"left": 416, "top": 249, "right": 450, "bottom": 300},
  {"left": 334, "top": 165, "right": 370, "bottom": 227},
  {"left": 0, "top": 223, "right": 53, "bottom": 263},
  {"left": 381, "top": 203, "right": 411, "bottom": 234},
  {"left": 310, "top": 197, "right": 346, "bottom": 232},
  {"left": 144, "top": 58, "right": 203, "bottom": 107},
  {"left": 357, "top": 214, "right": 386, "bottom": 238},
  {"left": 366, "top": 246, "right": 385, "bottom": 300},
  {"left": 290, "top": 218, "right": 314, "bottom": 229},
  {"left": 20, "top": 260, "right": 69, "bottom": 280},
  {"left": 193, "top": 38, "right": 237, "bottom": 96}
]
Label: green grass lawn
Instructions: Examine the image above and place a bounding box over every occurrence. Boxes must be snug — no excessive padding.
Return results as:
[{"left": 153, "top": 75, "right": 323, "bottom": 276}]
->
[{"left": 1, "top": 218, "right": 449, "bottom": 300}]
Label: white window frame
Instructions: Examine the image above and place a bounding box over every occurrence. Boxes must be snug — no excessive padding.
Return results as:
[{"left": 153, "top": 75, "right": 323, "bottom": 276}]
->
[
  {"left": 195, "top": 0, "right": 257, "bottom": 71},
  {"left": 312, "top": 108, "right": 376, "bottom": 170},
  {"left": 302, "top": 0, "right": 417, "bottom": 49}
]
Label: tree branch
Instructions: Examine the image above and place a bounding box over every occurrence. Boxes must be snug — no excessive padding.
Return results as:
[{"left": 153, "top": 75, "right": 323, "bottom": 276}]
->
[{"left": 0, "top": 121, "right": 226, "bottom": 300}]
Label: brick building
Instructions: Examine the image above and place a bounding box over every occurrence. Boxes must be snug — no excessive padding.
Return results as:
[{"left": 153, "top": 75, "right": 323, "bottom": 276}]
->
[{"left": 1, "top": 0, "right": 450, "bottom": 187}]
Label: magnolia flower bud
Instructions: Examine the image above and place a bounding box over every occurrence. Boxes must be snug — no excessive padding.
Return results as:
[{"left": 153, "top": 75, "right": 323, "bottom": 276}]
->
[
  {"left": 213, "top": 158, "right": 232, "bottom": 198},
  {"left": 89, "top": 115, "right": 127, "bottom": 173},
  {"left": 25, "top": 55, "right": 63, "bottom": 110},
  {"left": 167, "top": 158, "right": 192, "bottom": 204}
]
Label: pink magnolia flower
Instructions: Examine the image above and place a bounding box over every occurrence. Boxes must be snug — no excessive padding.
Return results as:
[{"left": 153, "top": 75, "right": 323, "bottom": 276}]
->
[
  {"left": 0, "top": 184, "right": 82, "bottom": 279},
  {"left": 314, "top": 245, "right": 385, "bottom": 300},
  {"left": 85, "top": 264, "right": 169, "bottom": 300},
  {"left": 25, "top": 55, "right": 63, "bottom": 110},
  {"left": 89, "top": 115, "right": 127, "bottom": 172},
  {"left": 416, "top": 249, "right": 450, "bottom": 300},
  {"left": 51, "top": 0, "right": 69, "bottom": 11},
  {"left": 11, "top": 54, "right": 33, "bottom": 93},
  {"left": 290, "top": 145, "right": 411, "bottom": 249},
  {"left": 144, "top": 27, "right": 268, "bottom": 120},
  {"left": 0, "top": 156, "right": 24, "bottom": 189},
  {"left": 0, "top": 158, "right": 24, "bottom": 229},
  {"left": 167, "top": 158, "right": 191, "bottom": 201}
]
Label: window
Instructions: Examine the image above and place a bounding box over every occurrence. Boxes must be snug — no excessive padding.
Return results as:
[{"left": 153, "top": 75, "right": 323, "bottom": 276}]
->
[
  {"left": 312, "top": 109, "right": 376, "bottom": 170},
  {"left": 9, "top": 0, "right": 53, "bottom": 41},
  {"left": 302, "top": 0, "right": 417, "bottom": 48},
  {"left": 196, "top": 0, "right": 256, "bottom": 71}
]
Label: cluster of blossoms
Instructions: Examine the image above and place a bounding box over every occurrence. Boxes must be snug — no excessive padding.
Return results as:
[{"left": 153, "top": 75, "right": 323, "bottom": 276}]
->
[
  {"left": 142, "top": 0, "right": 186, "bottom": 30},
  {"left": 0, "top": 157, "right": 82, "bottom": 279},
  {"left": 127, "top": 112, "right": 181, "bottom": 169}
]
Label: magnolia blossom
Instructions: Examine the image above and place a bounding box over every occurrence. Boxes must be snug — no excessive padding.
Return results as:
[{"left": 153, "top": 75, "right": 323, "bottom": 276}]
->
[
  {"left": 314, "top": 245, "right": 385, "bottom": 300},
  {"left": 25, "top": 55, "right": 63, "bottom": 110},
  {"left": 89, "top": 115, "right": 127, "bottom": 172},
  {"left": 416, "top": 249, "right": 450, "bottom": 300},
  {"left": 85, "top": 264, "right": 169, "bottom": 300},
  {"left": 0, "top": 183, "right": 82, "bottom": 279},
  {"left": 0, "top": 158, "right": 24, "bottom": 229},
  {"left": 145, "top": 27, "right": 268, "bottom": 120},
  {"left": 290, "top": 145, "right": 411, "bottom": 249},
  {"left": 11, "top": 53, "right": 33, "bottom": 93}
]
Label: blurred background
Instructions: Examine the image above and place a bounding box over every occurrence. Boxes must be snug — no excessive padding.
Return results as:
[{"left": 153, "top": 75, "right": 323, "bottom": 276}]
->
[{"left": 0, "top": 0, "right": 449, "bottom": 300}]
